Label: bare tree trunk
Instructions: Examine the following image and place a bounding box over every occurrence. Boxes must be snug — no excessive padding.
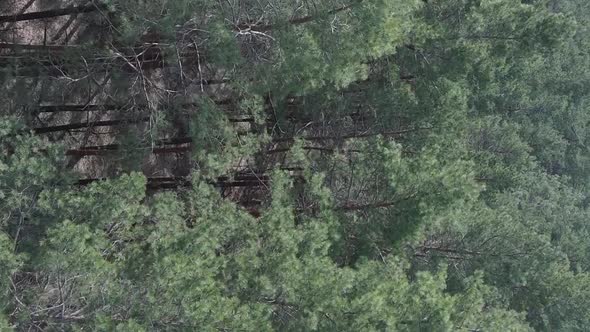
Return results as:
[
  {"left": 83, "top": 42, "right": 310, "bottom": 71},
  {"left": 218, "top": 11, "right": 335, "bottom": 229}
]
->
[
  {"left": 63, "top": 125, "right": 429, "bottom": 148},
  {"left": 336, "top": 201, "right": 396, "bottom": 211},
  {"left": 273, "top": 127, "right": 434, "bottom": 143},
  {"left": 235, "top": 1, "right": 361, "bottom": 32},
  {"left": 34, "top": 117, "right": 150, "bottom": 134},
  {"left": 0, "top": 43, "right": 76, "bottom": 51},
  {"left": 0, "top": 3, "right": 106, "bottom": 23},
  {"left": 66, "top": 145, "right": 191, "bottom": 156},
  {"left": 77, "top": 175, "right": 271, "bottom": 190},
  {"left": 36, "top": 99, "right": 235, "bottom": 113}
]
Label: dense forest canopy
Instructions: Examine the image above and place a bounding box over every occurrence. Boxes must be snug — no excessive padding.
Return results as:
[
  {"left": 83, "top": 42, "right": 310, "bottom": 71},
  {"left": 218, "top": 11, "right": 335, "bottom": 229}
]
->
[{"left": 1, "top": 0, "right": 590, "bottom": 330}]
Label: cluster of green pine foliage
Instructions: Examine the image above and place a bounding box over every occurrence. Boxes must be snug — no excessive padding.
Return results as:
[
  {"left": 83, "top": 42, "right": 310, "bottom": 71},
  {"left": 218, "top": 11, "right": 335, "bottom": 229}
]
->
[{"left": 1, "top": 0, "right": 590, "bottom": 330}]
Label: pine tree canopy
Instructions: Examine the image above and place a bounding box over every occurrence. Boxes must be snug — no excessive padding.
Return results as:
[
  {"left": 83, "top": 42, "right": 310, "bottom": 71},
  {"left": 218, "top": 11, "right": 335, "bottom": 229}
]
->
[{"left": 1, "top": 0, "right": 590, "bottom": 330}]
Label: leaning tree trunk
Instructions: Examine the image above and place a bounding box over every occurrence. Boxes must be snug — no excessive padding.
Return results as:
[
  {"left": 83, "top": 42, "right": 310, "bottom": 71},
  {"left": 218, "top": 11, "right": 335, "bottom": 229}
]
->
[
  {"left": 0, "top": 3, "right": 106, "bottom": 23},
  {"left": 33, "top": 117, "right": 150, "bottom": 134}
]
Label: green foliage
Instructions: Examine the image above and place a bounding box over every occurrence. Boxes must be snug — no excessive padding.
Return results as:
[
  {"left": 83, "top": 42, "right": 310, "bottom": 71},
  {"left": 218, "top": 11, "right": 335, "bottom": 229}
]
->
[
  {"left": 1, "top": 0, "right": 590, "bottom": 329},
  {"left": 0, "top": 118, "right": 66, "bottom": 228},
  {"left": 468, "top": 116, "right": 537, "bottom": 191},
  {"left": 189, "top": 98, "right": 265, "bottom": 176},
  {"left": 0, "top": 233, "right": 21, "bottom": 308}
]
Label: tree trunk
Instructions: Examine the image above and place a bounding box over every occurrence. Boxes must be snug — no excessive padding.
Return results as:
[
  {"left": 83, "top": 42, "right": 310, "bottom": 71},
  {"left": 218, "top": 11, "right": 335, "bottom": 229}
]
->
[
  {"left": 66, "top": 145, "right": 192, "bottom": 156},
  {"left": 0, "top": 43, "right": 76, "bottom": 51},
  {"left": 0, "top": 3, "right": 106, "bottom": 23},
  {"left": 34, "top": 117, "right": 150, "bottom": 134},
  {"left": 273, "top": 127, "right": 434, "bottom": 143},
  {"left": 37, "top": 99, "right": 235, "bottom": 113},
  {"left": 77, "top": 175, "right": 270, "bottom": 190},
  {"left": 336, "top": 201, "right": 396, "bottom": 211},
  {"left": 235, "top": 1, "right": 361, "bottom": 32}
]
